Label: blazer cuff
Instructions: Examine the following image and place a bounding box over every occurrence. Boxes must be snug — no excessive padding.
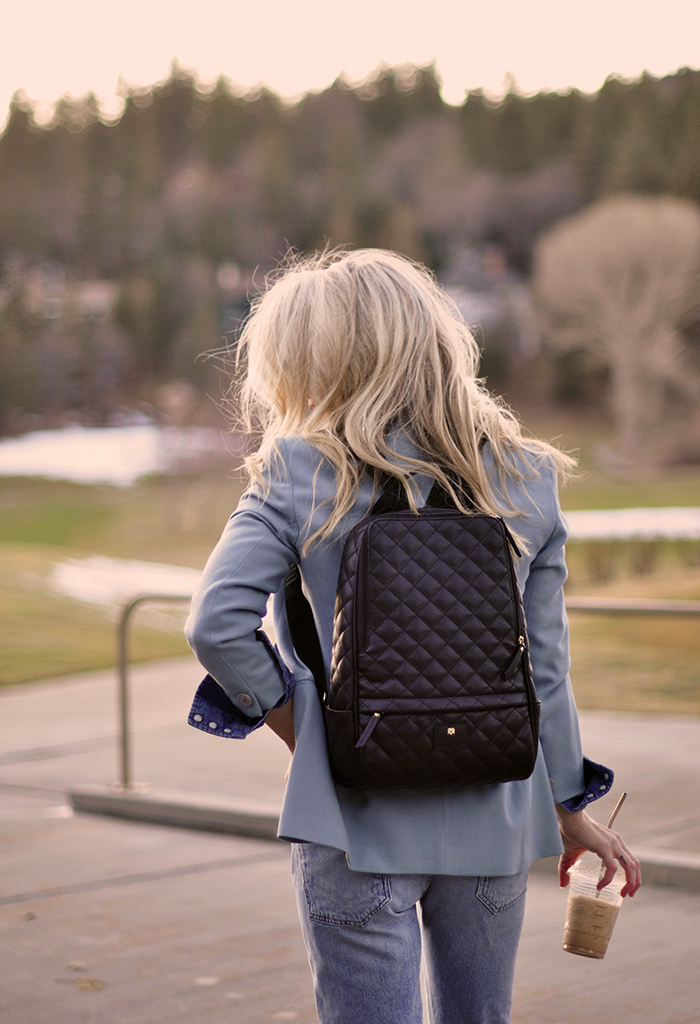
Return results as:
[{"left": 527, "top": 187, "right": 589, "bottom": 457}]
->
[
  {"left": 559, "top": 757, "right": 615, "bottom": 812},
  {"left": 187, "top": 631, "right": 295, "bottom": 739}
]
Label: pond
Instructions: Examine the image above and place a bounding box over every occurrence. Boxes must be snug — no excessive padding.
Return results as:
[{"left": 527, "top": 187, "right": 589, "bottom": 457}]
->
[{"left": 0, "top": 424, "right": 238, "bottom": 487}]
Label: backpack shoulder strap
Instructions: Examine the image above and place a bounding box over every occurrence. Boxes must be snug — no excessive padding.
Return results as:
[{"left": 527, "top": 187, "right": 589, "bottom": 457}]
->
[
  {"left": 368, "top": 473, "right": 409, "bottom": 515},
  {"left": 369, "top": 471, "right": 470, "bottom": 516},
  {"left": 284, "top": 564, "right": 326, "bottom": 705}
]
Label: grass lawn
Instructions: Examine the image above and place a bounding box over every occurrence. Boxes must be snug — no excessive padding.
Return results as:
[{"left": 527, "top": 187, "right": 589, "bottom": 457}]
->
[
  {"left": 514, "top": 403, "right": 700, "bottom": 509},
  {"left": 0, "top": 472, "right": 246, "bottom": 687},
  {"left": 0, "top": 543, "right": 191, "bottom": 686},
  {"left": 569, "top": 614, "right": 700, "bottom": 715},
  {"left": 0, "top": 471, "right": 246, "bottom": 567},
  {"left": 566, "top": 565, "right": 700, "bottom": 715}
]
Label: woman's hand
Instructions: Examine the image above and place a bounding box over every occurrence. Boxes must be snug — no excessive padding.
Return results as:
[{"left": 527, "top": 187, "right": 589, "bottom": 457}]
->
[
  {"left": 265, "top": 698, "right": 296, "bottom": 754},
  {"left": 556, "top": 805, "right": 642, "bottom": 897}
]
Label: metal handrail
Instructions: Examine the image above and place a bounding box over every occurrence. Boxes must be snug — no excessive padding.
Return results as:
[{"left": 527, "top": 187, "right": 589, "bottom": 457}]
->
[
  {"left": 565, "top": 597, "right": 700, "bottom": 616},
  {"left": 117, "top": 593, "right": 192, "bottom": 788},
  {"left": 115, "top": 593, "right": 700, "bottom": 790}
]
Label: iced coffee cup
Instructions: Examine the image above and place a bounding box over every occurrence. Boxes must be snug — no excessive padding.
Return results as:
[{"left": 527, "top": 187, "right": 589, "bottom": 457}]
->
[{"left": 562, "top": 853, "right": 625, "bottom": 959}]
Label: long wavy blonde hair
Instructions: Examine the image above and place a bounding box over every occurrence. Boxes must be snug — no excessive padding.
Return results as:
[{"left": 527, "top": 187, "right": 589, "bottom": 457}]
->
[{"left": 233, "top": 248, "right": 574, "bottom": 551}]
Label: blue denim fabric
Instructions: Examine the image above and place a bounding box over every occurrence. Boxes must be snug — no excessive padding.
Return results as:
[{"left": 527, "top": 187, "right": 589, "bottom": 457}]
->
[
  {"left": 558, "top": 757, "right": 614, "bottom": 812},
  {"left": 291, "top": 843, "right": 527, "bottom": 1024},
  {"left": 187, "top": 631, "right": 295, "bottom": 738}
]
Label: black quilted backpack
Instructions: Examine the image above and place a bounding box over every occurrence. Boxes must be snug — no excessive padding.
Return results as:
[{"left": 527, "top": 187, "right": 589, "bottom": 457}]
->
[{"left": 285, "top": 474, "right": 540, "bottom": 790}]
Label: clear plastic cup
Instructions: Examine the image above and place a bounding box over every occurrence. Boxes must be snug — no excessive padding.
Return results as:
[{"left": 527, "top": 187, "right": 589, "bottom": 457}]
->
[{"left": 562, "top": 853, "right": 625, "bottom": 959}]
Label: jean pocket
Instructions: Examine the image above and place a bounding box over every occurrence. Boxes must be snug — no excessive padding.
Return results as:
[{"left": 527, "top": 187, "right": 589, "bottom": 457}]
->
[
  {"left": 292, "top": 843, "right": 391, "bottom": 927},
  {"left": 475, "top": 870, "right": 528, "bottom": 914}
]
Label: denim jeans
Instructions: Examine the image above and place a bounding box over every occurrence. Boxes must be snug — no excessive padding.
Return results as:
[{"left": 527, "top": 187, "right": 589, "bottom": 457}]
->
[{"left": 291, "top": 843, "right": 527, "bottom": 1024}]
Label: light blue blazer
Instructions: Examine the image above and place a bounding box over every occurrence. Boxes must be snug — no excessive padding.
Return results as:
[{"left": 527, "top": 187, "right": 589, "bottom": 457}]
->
[{"left": 185, "top": 436, "right": 612, "bottom": 876}]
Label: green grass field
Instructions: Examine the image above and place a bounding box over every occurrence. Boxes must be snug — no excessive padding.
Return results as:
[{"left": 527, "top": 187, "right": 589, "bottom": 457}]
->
[
  {"left": 0, "top": 543, "right": 191, "bottom": 685},
  {"left": 0, "top": 471, "right": 242, "bottom": 687},
  {"left": 566, "top": 563, "right": 700, "bottom": 714},
  {"left": 1, "top": 414, "right": 699, "bottom": 713}
]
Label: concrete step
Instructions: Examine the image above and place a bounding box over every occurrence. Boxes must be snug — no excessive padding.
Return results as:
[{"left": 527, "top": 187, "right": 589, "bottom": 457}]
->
[
  {"left": 68, "top": 784, "right": 280, "bottom": 842},
  {"left": 69, "top": 784, "right": 700, "bottom": 891}
]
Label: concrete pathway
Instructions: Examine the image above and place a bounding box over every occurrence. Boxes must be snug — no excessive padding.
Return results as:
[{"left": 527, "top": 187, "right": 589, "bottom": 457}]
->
[{"left": 1, "top": 657, "right": 699, "bottom": 1023}]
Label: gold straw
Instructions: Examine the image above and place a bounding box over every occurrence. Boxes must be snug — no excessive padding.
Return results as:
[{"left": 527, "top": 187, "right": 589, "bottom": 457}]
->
[
  {"left": 595, "top": 792, "right": 627, "bottom": 896},
  {"left": 605, "top": 792, "right": 627, "bottom": 830}
]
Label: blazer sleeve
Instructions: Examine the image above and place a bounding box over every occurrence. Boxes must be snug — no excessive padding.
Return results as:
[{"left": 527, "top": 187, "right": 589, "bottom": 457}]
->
[
  {"left": 519, "top": 461, "right": 612, "bottom": 807},
  {"left": 185, "top": 441, "right": 300, "bottom": 722}
]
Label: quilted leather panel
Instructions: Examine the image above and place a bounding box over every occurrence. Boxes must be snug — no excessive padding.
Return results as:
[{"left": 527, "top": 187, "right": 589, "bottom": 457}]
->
[
  {"left": 353, "top": 706, "right": 536, "bottom": 789},
  {"left": 327, "top": 508, "right": 538, "bottom": 789}
]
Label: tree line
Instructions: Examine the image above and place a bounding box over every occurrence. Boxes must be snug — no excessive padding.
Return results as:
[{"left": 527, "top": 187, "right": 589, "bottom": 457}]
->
[{"left": 1, "top": 62, "right": 699, "bottom": 453}]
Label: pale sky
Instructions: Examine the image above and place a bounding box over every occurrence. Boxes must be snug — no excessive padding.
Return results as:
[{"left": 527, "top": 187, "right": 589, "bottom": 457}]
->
[{"left": 2, "top": 0, "right": 699, "bottom": 125}]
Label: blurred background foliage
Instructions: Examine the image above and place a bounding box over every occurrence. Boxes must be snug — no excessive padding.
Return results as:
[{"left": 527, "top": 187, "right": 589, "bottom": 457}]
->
[
  {"left": 1, "top": 61, "right": 700, "bottom": 461},
  {"left": 1, "top": 64, "right": 699, "bottom": 703}
]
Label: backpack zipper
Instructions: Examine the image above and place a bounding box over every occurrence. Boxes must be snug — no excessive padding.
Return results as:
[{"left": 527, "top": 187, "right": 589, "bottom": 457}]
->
[
  {"left": 501, "top": 635, "right": 526, "bottom": 680},
  {"left": 497, "top": 517, "right": 522, "bottom": 558},
  {"left": 355, "top": 712, "right": 381, "bottom": 748},
  {"left": 351, "top": 526, "right": 371, "bottom": 745},
  {"left": 501, "top": 521, "right": 539, "bottom": 735}
]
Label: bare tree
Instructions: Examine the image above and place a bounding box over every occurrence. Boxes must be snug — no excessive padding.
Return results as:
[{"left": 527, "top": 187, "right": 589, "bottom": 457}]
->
[{"left": 532, "top": 195, "right": 700, "bottom": 459}]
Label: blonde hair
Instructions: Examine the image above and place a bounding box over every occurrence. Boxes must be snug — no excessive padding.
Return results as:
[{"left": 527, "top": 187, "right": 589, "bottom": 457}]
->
[{"left": 232, "top": 248, "right": 574, "bottom": 551}]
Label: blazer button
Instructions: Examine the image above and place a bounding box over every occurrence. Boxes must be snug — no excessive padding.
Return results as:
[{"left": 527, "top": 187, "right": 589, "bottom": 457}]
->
[{"left": 236, "top": 693, "right": 254, "bottom": 708}]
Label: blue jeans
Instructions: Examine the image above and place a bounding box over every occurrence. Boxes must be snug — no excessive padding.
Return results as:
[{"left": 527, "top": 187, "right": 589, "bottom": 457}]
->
[{"left": 291, "top": 843, "right": 527, "bottom": 1024}]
